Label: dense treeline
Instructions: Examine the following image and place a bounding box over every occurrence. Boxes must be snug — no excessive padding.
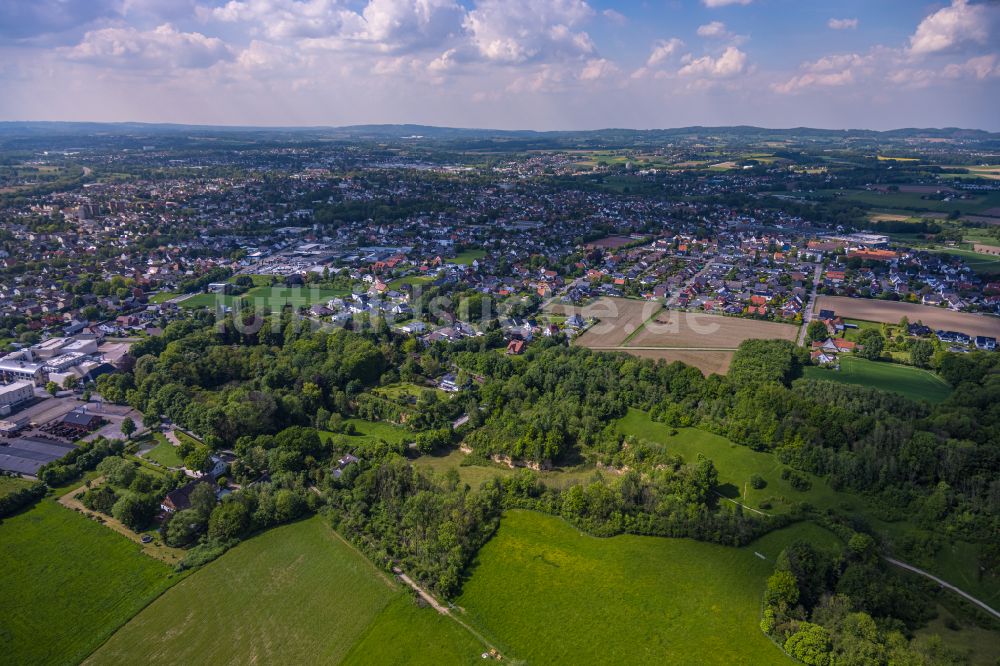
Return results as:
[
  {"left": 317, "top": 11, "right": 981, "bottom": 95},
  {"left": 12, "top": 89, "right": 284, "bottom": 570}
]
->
[
  {"left": 761, "top": 536, "right": 970, "bottom": 665},
  {"left": 38, "top": 437, "right": 125, "bottom": 487}
]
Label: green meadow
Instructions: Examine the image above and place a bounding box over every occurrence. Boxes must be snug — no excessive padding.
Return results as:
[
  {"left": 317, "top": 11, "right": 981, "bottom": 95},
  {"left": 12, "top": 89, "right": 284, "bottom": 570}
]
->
[
  {"left": 88, "top": 516, "right": 485, "bottom": 665},
  {"left": 801, "top": 356, "right": 952, "bottom": 403},
  {"left": 0, "top": 496, "right": 178, "bottom": 666},
  {"left": 457, "top": 510, "right": 841, "bottom": 664}
]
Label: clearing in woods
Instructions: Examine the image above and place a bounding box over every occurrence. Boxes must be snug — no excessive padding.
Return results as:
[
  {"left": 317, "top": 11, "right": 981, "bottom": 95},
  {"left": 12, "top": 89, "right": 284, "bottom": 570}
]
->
[{"left": 87, "top": 516, "right": 486, "bottom": 665}]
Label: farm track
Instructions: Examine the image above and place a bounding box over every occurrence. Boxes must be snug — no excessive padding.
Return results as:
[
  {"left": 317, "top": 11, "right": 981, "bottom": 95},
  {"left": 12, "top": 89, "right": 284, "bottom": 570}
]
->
[{"left": 884, "top": 557, "right": 1000, "bottom": 620}]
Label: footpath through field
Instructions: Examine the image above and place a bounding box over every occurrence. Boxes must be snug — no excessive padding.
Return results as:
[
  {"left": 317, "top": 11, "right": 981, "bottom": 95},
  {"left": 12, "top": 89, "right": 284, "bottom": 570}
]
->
[{"left": 884, "top": 557, "right": 1000, "bottom": 620}]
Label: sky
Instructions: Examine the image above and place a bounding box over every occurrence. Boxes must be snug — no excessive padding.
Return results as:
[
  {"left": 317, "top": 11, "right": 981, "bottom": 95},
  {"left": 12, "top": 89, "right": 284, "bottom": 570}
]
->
[{"left": 0, "top": 0, "right": 998, "bottom": 131}]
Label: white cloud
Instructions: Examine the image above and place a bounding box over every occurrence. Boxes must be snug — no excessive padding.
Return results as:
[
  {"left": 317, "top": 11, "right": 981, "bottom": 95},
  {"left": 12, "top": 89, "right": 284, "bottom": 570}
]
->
[
  {"left": 66, "top": 23, "right": 233, "bottom": 69},
  {"left": 602, "top": 9, "right": 626, "bottom": 26},
  {"left": 772, "top": 52, "right": 870, "bottom": 93},
  {"left": 580, "top": 57, "right": 618, "bottom": 80},
  {"left": 701, "top": 0, "right": 752, "bottom": 7},
  {"left": 697, "top": 21, "right": 728, "bottom": 38},
  {"left": 645, "top": 38, "right": 683, "bottom": 67},
  {"left": 464, "top": 0, "right": 595, "bottom": 63},
  {"left": 908, "top": 0, "right": 991, "bottom": 56},
  {"left": 678, "top": 46, "right": 746, "bottom": 77},
  {"left": 828, "top": 18, "right": 858, "bottom": 30}
]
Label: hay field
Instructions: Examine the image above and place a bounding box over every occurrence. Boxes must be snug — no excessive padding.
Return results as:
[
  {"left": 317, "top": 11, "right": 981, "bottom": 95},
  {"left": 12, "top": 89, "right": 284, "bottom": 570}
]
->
[
  {"left": 817, "top": 296, "right": 1000, "bottom": 337},
  {"left": 625, "top": 310, "right": 799, "bottom": 348},
  {"left": 619, "top": 349, "right": 735, "bottom": 375},
  {"left": 565, "top": 297, "right": 663, "bottom": 348}
]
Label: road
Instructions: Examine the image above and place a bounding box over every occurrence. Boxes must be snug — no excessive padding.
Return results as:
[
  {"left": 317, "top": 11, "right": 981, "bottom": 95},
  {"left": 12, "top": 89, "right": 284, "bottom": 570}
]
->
[
  {"left": 665, "top": 258, "right": 715, "bottom": 308},
  {"left": 796, "top": 261, "right": 824, "bottom": 346},
  {"left": 884, "top": 557, "right": 1000, "bottom": 620}
]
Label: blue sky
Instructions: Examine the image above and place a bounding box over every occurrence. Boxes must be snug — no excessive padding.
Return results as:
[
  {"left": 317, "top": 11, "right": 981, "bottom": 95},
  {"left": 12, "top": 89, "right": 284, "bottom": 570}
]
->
[{"left": 0, "top": 0, "right": 998, "bottom": 130}]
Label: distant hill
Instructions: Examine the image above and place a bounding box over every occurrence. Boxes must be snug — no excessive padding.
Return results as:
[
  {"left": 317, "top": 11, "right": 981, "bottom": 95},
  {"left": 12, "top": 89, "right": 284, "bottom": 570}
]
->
[{"left": 0, "top": 120, "right": 996, "bottom": 150}]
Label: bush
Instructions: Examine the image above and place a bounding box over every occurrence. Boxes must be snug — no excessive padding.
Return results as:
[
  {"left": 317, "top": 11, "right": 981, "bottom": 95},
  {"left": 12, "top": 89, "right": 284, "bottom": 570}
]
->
[
  {"left": 0, "top": 481, "right": 46, "bottom": 518},
  {"left": 750, "top": 474, "right": 767, "bottom": 489}
]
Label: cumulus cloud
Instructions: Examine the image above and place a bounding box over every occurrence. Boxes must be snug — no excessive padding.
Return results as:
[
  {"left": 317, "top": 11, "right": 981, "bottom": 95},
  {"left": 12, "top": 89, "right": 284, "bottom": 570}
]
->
[
  {"left": 702, "top": 0, "right": 752, "bottom": 7},
  {"left": 464, "top": 0, "right": 595, "bottom": 63},
  {"left": 580, "top": 57, "right": 618, "bottom": 80},
  {"left": 678, "top": 46, "right": 747, "bottom": 78},
  {"left": 908, "top": 0, "right": 992, "bottom": 56},
  {"left": 772, "top": 53, "right": 870, "bottom": 93},
  {"left": 65, "top": 23, "right": 233, "bottom": 69},
  {"left": 205, "top": 0, "right": 465, "bottom": 53},
  {"left": 828, "top": 18, "right": 858, "bottom": 30},
  {"left": 697, "top": 21, "right": 728, "bottom": 38},
  {"left": 645, "top": 38, "right": 684, "bottom": 67}
]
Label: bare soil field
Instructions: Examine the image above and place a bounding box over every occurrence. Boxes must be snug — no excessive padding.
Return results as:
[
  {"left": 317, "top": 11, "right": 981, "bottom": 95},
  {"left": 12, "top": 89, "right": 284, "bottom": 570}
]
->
[
  {"left": 561, "top": 301, "right": 795, "bottom": 375},
  {"left": 566, "top": 297, "right": 663, "bottom": 348},
  {"left": 585, "top": 236, "right": 636, "bottom": 249},
  {"left": 619, "top": 349, "right": 734, "bottom": 376},
  {"left": 817, "top": 296, "right": 1000, "bottom": 337},
  {"left": 625, "top": 310, "right": 799, "bottom": 348}
]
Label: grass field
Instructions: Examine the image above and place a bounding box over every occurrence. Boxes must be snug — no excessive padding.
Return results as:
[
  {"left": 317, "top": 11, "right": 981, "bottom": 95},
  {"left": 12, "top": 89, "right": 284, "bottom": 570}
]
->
[
  {"left": 180, "top": 285, "right": 350, "bottom": 309},
  {"left": 802, "top": 356, "right": 952, "bottom": 403},
  {"left": 141, "top": 433, "right": 183, "bottom": 467},
  {"left": 372, "top": 382, "right": 445, "bottom": 401},
  {"left": 388, "top": 274, "right": 434, "bottom": 289},
  {"left": 147, "top": 291, "right": 179, "bottom": 304},
  {"left": 817, "top": 296, "right": 1000, "bottom": 338},
  {"left": 839, "top": 189, "right": 1000, "bottom": 215},
  {"left": 457, "top": 510, "right": 842, "bottom": 665},
  {"left": 0, "top": 474, "right": 33, "bottom": 499},
  {"left": 0, "top": 496, "right": 178, "bottom": 666},
  {"left": 446, "top": 249, "right": 487, "bottom": 265},
  {"left": 89, "top": 516, "right": 485, "bottom": 665},
  {"left": 320, "top": 418, "right": 412, "bottom": 448},
  {"left": 615, "top": 409, "right": 854, "bottom": 515}
]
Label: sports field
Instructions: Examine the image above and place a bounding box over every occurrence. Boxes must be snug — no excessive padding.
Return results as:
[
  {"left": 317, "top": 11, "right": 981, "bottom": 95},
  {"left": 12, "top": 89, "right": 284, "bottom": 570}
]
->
[
  {"left": 0, "top": 497, "right": 177, "bottom": 666},
  {"left": 88, "top": 516, "right": 485, "bottom": 665},
  {"left": 817, "top": 296, "right": 1000, "bottom": 337},
  {"left": 802, "top": 356, "right": 952, "bottom": 403},
  {"left": 457, "top": 510, "right": 840, "bottom": 665},
  {"left": 179, "top": 285, "right": 349, "bottom": 309}
]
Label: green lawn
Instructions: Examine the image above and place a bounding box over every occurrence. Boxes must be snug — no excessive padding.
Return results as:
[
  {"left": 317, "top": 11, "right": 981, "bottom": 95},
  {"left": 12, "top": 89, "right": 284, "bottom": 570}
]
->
[
  {"left": 372, "top": 381, "right": 444, "bottom": 401},
  {"left": 446, "top": 249, "right": 487, "bottom": 265},
  {"left": 320, "top": 419, "right": 412, "bottom": 448},
  {"left": 801, "top": 356, "right": 952, "bottom": 403},
  {"left": 89, "top": 516, "right": 486, "bottom": 665},
  {"left": 142, "top": 433, "right": 183, "bottom": 468},
  {"left": 388, "top": 275, "right": 434, "bottom": 289},
  {"left": 457, "top": 510, "right": 841, "bottom": 664},
  {"left": 147, "top": 291, "right": 178, "bottom": 304},
  {"left": 0, "top": 497, "right": 177, "bottom": 666},
  {"left": 0, "top": 474, "right": 33, "bottom": 499}
]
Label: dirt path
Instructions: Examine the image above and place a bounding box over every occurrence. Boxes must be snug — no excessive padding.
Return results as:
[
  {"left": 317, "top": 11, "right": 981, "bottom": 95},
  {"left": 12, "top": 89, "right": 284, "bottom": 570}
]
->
[
  {"left": 884, "top": 557, "right": 1000, "bottom": 620},
  {"left": 57, "top": 479, "right": 185, "bottom": 564}
]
